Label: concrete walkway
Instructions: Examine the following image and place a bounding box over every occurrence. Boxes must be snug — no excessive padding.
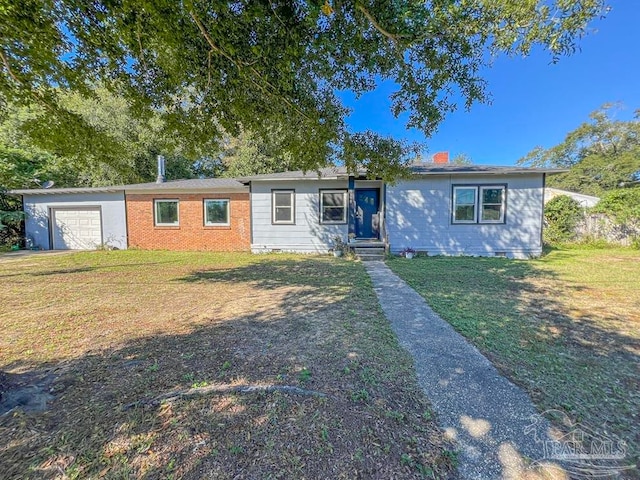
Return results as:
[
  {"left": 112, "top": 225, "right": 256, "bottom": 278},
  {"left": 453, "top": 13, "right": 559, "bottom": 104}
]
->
[{"left": 365, "top": 261, "right": 566, "bottom": 480}]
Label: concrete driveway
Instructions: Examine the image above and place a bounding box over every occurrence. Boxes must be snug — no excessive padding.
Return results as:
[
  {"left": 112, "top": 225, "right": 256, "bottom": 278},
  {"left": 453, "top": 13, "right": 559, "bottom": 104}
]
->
[{"left": 0, "top": 250, "right": 76, "bottom": 261}]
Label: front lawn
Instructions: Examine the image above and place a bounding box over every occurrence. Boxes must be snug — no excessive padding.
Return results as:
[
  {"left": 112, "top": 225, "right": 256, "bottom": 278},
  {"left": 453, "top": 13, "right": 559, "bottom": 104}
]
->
[
  {"left": 0, "top": 251, "right": 455, "bottom": 479},
  {"left": 388, "top": 246, "right": 640, "bottom": 470}
]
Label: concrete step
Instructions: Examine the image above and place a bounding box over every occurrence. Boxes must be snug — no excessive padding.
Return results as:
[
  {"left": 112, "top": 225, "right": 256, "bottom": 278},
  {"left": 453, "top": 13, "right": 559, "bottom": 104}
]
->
[
  {"left": 352, "top": 245, "right": 386, "bottom": 261},
  {"left": 356, "top": 253, "right": 385, "bottom": 262},
  {"left": 348, "top": 241, "right": 387, "bottom": 261},
  {"left": 353, "top": 247, "right": 385, "bottom": 255}
]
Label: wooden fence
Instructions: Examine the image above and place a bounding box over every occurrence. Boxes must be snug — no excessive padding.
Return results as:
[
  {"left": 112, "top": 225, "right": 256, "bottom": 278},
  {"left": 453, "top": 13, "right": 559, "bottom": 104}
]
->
[{"left": 575, "top": 213, "right": 640, "bottom": 245}]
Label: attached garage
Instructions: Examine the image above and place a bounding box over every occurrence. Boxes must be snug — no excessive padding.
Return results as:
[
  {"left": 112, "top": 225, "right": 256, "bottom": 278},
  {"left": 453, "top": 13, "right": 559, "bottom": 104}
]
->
[
  {"left": 51, "top": 207, "right": 103, "bottom": 250},
  {"left": 15, "top": 188, "right": 128, "bottom": 250}
]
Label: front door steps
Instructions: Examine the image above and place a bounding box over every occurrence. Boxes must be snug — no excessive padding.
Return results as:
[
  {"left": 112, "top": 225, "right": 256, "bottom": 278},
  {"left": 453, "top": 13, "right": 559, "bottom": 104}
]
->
[{"left": 349, "top": 240, "right": 387, "bottom": 261}]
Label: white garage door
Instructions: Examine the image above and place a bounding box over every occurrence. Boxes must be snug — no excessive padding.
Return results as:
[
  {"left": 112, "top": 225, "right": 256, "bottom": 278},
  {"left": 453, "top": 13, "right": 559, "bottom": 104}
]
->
[{"left": 51, "top": 208, "right": 103, "bottom": 250}]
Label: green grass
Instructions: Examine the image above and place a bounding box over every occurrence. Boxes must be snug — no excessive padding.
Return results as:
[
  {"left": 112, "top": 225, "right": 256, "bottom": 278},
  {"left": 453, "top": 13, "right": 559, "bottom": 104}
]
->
[
  {"left": 388, "top": 247, "right": 640, "bottom": 470},
  {"left": 0, "top": 250, "right": 456, "bottom": 479}
]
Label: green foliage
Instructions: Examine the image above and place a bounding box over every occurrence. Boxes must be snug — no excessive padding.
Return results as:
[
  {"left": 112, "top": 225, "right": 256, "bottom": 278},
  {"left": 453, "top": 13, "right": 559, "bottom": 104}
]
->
[
  {"left": 520, "top": 105, "right": 640, "bottom": 196},
  {"left": 450, "top": 153, "right": 473, "bottom": 165},
  {"left": 0, "top": 143, "right": 81, "bottom": 189},
  {"left": 0, "top": 0, "right": 606, "bottom": 177},
  {"left": 544, "top": 195, "right": 583, "bottom": 244},
  {"left": 591, "top": 188, "right": 640, "bottom": 224},
  {"left": 0, "top": 89, "right": 223, "bottom": 187},
  {"left": 218, "top": 129, "right": 295, "bottom": 178},
  {"left": 297, "top": 367, "right": 312, "bottom": 384},
  {"left": 342, "top": 131, "right": 416, "bottom": 181},
  {"left": 350, "top": 388, "right": 370, "bottom": 403},
  {"left": 0, "top": 188, "right": 23, "bottom": 247},
  {"left": 0, "top": 90, "right": 321, "bottom": 188},
  {"left": 548, "top": 150, "right": 640, "bottom": 196}
]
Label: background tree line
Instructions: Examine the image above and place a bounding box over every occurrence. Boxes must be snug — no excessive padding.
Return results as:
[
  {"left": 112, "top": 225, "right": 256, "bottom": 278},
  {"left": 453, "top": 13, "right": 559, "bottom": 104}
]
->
[
  {"left": 520, "top": 104, "right": 640, "bottom": 247},
  {"left": 0, "top": 87, "right": 299, "bottom": 190},
  {"left": 519, "top": 104, "right": 640, "bottom": 196}
]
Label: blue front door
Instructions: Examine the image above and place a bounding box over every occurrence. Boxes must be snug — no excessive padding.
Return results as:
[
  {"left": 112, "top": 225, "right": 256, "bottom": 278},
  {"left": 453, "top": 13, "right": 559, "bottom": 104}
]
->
[{"left": 355, "top": 189, "right": 380, "bottom": 239}]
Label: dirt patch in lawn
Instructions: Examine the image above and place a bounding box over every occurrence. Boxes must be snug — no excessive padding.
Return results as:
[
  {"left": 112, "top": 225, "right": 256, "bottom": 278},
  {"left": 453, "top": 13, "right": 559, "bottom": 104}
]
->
[{"left": 0, "top": 251, "right": 456, "bottom": 479}]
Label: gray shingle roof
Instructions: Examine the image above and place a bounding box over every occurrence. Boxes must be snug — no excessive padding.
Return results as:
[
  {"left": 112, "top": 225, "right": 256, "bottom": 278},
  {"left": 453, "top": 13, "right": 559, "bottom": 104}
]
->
[
  {"left": 237, "top": 167, "right": 351, "bottom": 182},
  {"left": 9, "top": 165, "right": 566, "bottom": 195},
  {"left": 9, "top": 186, "right": 124, "bottom": 195},
  {"left": 123, "top": 178, "right": 245, "bottom": 190},
  {"left": 238, "top": 164, "right": 566, "bottom": 182},
  {"left": 10, "top": 178, "right": 247, "bottom": 195},
  {"left": 408, "top": 164, "right": 567, "bottom": 175}
]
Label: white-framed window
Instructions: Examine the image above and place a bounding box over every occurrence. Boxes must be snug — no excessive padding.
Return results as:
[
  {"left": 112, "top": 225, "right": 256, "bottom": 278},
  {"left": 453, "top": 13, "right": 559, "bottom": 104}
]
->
[
  {"left": 480, "top": 186, "right": 506, "bottom": 223},
  {"left": 204, "top": 199, "right": 230, "bottom": 226},
  {"left": 320, "top": 189, "right": 347, "bottom": 224},
  {"left": 452, "top": 187, "right": 478, "bottom": 223},
  {"left": 452, "top": 185, "right": 506, "bottom": 224},
  {"left": 272, "top": 190, "right": 295, "bottom": 224},
  {"left": 154, "top": 199, "right": 179, "bottom": 226}
]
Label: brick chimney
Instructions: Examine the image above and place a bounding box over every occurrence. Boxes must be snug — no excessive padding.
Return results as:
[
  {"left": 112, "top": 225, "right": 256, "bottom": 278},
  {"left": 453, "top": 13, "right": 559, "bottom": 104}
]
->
[{"left": 433, "top": 151, "right": 449, "bottom": 164}]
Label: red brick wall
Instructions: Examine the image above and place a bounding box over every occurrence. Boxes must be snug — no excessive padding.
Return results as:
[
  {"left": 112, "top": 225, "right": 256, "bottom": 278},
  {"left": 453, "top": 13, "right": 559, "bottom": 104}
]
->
[{"left": 125, "top": 193, "right": 250, "bottom": 251}]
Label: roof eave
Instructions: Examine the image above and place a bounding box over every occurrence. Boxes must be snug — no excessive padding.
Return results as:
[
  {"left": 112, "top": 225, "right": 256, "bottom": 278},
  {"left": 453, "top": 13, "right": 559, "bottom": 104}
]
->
[
  {"left": 9, "top": 187, "right": 124, "bottom": 195},
  {"left": 410, "top": 168, "right": 569, "bottom": 176}
]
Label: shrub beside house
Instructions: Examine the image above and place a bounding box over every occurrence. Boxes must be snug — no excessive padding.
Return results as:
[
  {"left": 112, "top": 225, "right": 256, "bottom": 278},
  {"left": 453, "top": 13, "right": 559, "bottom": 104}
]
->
[{"left": 543, "top": 189, "right": 640, "bottom": 247}]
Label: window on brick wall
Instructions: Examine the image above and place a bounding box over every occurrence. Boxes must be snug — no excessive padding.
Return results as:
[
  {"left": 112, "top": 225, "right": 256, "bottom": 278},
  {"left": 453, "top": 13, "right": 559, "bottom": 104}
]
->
[
  {"left": 154, "top": 199, "right": 179, "bottom": 226},
  {"left": 204, "top": 199, "right": 230, "bottom": 226}
]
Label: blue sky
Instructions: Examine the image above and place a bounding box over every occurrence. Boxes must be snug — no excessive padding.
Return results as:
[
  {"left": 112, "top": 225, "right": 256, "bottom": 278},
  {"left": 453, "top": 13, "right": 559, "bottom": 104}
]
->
[{"left": 339, "top": 1, "right": 640, "bottom": 166}]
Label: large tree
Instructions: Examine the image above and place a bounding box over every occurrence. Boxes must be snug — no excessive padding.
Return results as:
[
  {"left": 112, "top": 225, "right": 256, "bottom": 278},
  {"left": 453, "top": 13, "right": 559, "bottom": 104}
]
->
[
  {"left": 1, "top": 0, "right": 606, "bottom": 179},
  {"left": 519, "top": 105, "right": 640, "bottom": 195},
  {"left": 217, "top": 128, "right": 295, "bottom": 177},
  {"left": 0, "top": 87, "right": 227, "bottom": 188}
]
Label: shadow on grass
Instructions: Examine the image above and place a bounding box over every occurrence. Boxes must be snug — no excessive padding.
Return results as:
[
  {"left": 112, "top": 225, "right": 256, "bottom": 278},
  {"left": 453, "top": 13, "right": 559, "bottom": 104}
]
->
[
  {"left": 0, "top": 256, "right": 454, "bottom": 479},
  {"left": 0, "top": 260, "right": 187, "bottom": 279},
  {"left": 176, "top": 257, "right": 361, "bottom": 290},
  {"left": 387, "top": 255, "right": 640, "bottom": 472}
]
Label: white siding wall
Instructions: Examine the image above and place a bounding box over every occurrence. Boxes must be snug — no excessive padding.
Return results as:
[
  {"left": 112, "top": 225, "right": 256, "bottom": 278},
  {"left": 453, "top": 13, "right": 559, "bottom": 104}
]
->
[
  {"left": 251, "top": 180, "right": 349, "bottom": 253},
  {"left": 386, "top": 174, "right": 544, "bottom": 259},
  {"left": 23, "top": 192, "right": 128, "bottom": 250}
]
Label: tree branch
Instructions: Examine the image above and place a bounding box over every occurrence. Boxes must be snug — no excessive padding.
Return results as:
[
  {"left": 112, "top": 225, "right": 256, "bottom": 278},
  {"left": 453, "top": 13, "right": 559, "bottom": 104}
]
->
[
  {"left": 354, "top": 3, "right": 451, "bottom": 49},
  {"left": 123, "top": 384, "right": 330, "bottom": 410},
  {"left": 188, "top": 9, "right": 312, "bottom": 122},
  {"left": 0, "top": 48, "right": 21, "bottom": 85},
  {"left": 189, "top": 10, "right": 240, "bottom": 69},
  {"left": 136, "top": 26, "right": 147, "bottom": 72},
  {"left": 0, "top": 48, "right": 57, "bottom": 112},
  {"left": 268, "top": 0, "right": 288, "bottom": 28},
  {"left": 355, "top": 3, "right": 404, "bottom": 45}
]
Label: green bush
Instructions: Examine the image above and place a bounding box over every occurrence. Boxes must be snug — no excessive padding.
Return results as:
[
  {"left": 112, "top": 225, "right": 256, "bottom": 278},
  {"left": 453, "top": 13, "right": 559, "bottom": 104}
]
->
[
  {"left": 591, "top": 188, "right": 640, "bottom": 224},
  {"left": 544, "top": 195, "right": 583, "bottom": 245},
  {"left": 0, "top": 188, "right": 23, "bottom": 248}
]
